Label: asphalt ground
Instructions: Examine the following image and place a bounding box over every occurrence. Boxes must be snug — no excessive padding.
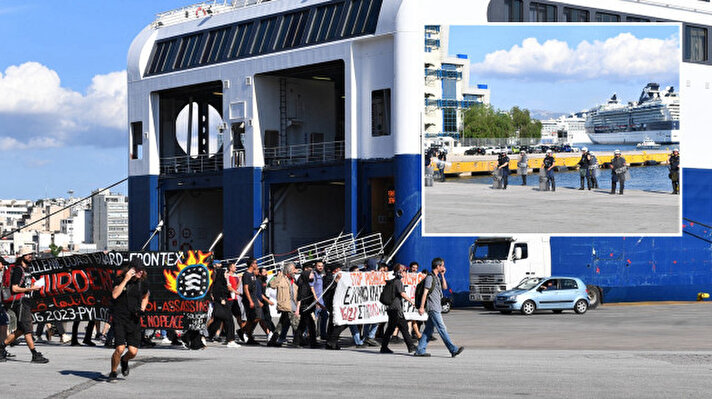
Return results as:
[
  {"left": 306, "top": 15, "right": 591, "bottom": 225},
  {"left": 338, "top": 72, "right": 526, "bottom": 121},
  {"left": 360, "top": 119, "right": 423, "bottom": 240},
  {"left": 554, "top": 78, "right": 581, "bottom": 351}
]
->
[
  {"left": 2, "top": 303, "right": 712, "bottom": 398},
  {"left": 423, "top": 182, "right": 680, "bottom": 235}
]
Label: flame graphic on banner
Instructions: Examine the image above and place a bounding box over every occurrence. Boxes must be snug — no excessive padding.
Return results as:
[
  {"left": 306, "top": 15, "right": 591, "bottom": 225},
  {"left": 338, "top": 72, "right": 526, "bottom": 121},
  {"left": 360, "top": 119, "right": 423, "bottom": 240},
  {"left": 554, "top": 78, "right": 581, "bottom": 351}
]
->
[{"left": 164, "top": 250, "right": 213, "bottom": 294}]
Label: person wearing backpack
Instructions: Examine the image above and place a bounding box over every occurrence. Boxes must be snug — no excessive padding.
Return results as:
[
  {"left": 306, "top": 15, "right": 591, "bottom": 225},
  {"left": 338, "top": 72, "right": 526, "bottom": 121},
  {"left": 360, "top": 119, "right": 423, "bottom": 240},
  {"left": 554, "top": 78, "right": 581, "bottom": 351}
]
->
[
  {"left": 380, "top": 263, "right": 416, "bottom": 354},
  {"left": 0, "top": 247, "right": 49, "bottom": 363},
  {"left": 414, "top": 258, "right": 464, "bottom": 358}
]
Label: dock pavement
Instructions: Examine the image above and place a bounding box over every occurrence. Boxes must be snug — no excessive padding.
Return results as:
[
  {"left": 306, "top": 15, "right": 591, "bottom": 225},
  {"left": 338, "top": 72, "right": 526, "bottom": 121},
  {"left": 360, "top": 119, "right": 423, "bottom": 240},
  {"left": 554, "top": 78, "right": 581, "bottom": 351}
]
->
[{"left": 424, "top": 181, "right": 680, "bottom": 234}]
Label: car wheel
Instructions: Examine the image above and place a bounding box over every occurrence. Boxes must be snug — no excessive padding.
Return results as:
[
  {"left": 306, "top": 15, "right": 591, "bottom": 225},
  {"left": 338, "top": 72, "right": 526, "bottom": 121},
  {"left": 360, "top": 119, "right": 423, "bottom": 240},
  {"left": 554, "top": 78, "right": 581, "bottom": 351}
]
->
[
  {"left": 483, "top": 302, "right": 495, "bottom": 311},
  {"left": 586, "top": 286, "right": 601, "bottom": 309},
  {"left": 499, "top": 310, "right": 512, "bottom": 315},
  {"left": 520, "top": 300, "right": 536, "bottom": 315},
  {"left": 442, "top": 300, "right": 452, "bottom": 314},
  {"left": 574, "top": 299, "right": 588, "bottom": 314},
  {"left": 553, "top": 310, "right": 563, "bottom": 314}
]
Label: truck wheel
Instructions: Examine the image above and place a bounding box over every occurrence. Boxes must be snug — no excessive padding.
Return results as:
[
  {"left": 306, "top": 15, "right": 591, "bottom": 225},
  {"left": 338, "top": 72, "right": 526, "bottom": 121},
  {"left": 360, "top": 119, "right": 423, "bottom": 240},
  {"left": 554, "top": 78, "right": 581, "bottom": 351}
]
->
[
  {"left": 483, "top": 302, "right": 495, "bottom": 311},
  {"left": 520, "top": 300, "right": 536, "bottom": 315},
  {"left": 574, "top": 299, "right": 588, "bottom": 314},
  {"left": 586, "top": 286, "right": 601, "bottom": 309}
]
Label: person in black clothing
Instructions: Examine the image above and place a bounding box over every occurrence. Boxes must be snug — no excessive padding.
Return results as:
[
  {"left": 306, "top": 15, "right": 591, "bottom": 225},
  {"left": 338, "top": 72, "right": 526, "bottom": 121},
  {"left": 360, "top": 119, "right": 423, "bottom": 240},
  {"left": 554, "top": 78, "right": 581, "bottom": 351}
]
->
[
  {"left": 0, "top": 247, "right": 48, "bottom": 363},
  {"left": 437, "top": 149, "right": 447, "bottom": 182},
  {"left": 609, "top": 150, "right": 627, "bottom": 195},
  {"left": 108, "top": 258, "right": 150, "bottom": 381},
  {"left": 380, "top": 263, "right": 416, "bottom": 354},
  {"left": 543, "top": 150, "right": 556, "bottom": 192},
  {"left": 324, "top": 263, "right": 345, "bottom": 350},
  {"left": 70, "top": 320, "right": 96, "bottom": 346},
  {"left": 669, "top": 148, "right": 680, "bottom": 194},
  {"left": 294, "top": 262, "right": 319, "bottom": 348},
  {"left": 258, "top": 267, "right": 276, "bottom": 335},
  {"left": 577, "top": 148, "right": 590, "bottom": 190},
  {"left": 241, "top": 258, "right": 266, "bottom": 345},
  {"left": 497, "top": 151, "right": 510, "bottom": 189},
  {"left": 207, "top": 263, "right": 240, "bottom": 348}
]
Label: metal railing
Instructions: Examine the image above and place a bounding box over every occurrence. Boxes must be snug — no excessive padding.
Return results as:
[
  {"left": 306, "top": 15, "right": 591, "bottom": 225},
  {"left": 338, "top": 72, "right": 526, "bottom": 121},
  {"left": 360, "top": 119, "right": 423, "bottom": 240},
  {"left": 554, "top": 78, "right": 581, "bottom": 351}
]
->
[
  {"left": 160, "top": 153, "right": 223, "bottom": 175},
  {"left": 232, "top": 149, "right": 246, "bottom": 168},
  {"left": 153, "top": 0, "right": 276, "bottom": 28},
  {"left": 216, "top": 232, "right": 384, "bottom": 273},
  {"left": 263, "top": 140, "right": 344, "bottom": 168}
]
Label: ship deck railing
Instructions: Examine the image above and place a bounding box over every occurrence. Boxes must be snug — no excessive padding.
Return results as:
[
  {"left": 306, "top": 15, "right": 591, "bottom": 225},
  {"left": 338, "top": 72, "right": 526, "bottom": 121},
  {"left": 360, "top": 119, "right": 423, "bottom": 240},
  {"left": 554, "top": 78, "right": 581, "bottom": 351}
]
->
[
  {"left": 220, "top": 232, "right": 384, "bottom": 274},
  {"left": 152, "top": 0, "right": 274, "bottom": 29},
  {"left": 263, "top": 140, "right": 345, "bottom": 168},
  {"left": 160, "top": 152, "right": 223, "bottom": 175}
]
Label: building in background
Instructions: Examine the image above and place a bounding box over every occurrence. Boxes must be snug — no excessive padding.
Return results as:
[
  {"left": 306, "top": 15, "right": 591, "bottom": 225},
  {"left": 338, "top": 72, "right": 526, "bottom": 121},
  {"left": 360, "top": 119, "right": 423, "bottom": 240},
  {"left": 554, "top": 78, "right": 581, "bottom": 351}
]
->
[
  {"left": 423, "top": 25, "right": 490, "bottom": 140},
  {"left": 92, "top": 192, "right": 128, "bottom": 251}
]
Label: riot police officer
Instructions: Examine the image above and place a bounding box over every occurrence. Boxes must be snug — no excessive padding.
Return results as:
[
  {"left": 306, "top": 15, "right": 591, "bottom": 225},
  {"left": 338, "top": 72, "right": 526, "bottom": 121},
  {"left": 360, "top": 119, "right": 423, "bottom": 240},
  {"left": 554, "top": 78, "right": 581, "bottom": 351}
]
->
[
  {"left": 669, "top": 148, "right": 680, "bottom": 194},
  {"left": 577, "top": 147, "right": 590, "bottom": 190},
  {"left": 497, "top": 150, "right": 510, "bottom": 189},
  {"left": 543, "top": 150, "right": 556, "bottom": 192},
  {"left": 610, "top": 149, "right": 627, "bottom": 195}
]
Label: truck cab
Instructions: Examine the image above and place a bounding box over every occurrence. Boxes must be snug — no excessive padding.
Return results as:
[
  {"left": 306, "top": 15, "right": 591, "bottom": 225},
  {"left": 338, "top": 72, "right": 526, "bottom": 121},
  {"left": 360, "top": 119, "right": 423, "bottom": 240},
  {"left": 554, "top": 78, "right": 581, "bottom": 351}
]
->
[{"left": 469, "top": 236, "right": 551, "bottom": 309}]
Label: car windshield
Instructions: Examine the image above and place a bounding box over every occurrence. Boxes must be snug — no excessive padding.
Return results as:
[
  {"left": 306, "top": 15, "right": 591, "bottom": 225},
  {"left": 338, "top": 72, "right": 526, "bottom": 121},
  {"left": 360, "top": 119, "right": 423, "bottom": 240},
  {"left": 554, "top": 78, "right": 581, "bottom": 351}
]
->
[
  {"left": 515, "top": 277, "right": 542, "bottom": 290},
  {"left": 471, "top": 241, "right": 510, "bottom": 261}
]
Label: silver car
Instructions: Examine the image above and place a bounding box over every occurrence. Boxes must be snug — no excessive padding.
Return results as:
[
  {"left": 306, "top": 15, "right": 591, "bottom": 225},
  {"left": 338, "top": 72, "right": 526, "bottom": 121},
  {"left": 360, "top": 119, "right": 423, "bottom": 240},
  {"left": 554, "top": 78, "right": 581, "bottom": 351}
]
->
[{"left": 494, "top": 277, "right": 590, "bottom": 315}]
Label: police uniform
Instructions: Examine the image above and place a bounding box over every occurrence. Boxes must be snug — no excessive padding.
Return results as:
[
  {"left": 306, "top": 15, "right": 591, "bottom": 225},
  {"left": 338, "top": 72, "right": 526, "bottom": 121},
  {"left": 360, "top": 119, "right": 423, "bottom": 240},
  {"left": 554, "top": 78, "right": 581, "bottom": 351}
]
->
[
  {"left": 543, "top": 154, "right": 556, "bottom": 191},
  {"left": 610, "top": 154, "right": 627, "bottom": 195},
  {"left": 669, "top": 152, "right": 680, "bottom": 194},
  {"left": 577, "top": 153, "right": 589, "bottom": 190},
  {"left": 498, "top": 154, "right": 510, "bottom": 189}
]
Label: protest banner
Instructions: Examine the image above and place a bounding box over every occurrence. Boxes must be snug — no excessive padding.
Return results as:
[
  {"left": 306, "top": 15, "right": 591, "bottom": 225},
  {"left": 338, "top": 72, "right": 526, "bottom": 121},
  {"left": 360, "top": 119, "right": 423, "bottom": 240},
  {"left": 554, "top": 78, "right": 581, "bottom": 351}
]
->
[
  {"left": 332, "top": 271, "right": 428, "bottom": 326},
  {"left": 26, "top": 250, "right": 213, "bottom": 330},
  {"left": 27, "top": 252, "right": 116, "bottom": 323}
]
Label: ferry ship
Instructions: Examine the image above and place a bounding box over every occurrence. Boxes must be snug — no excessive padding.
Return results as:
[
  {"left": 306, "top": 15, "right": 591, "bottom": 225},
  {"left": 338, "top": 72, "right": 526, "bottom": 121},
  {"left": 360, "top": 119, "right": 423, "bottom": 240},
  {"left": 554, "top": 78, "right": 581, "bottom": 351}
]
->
[
  {"left": 541, "top": 112, "right": 590, "bottom": 145},
  {"left": 585, "top": 83, "right": 680, "bottom": 144},
  {"left": 127, "top": 0, "right": 712, "bottom": 305}
]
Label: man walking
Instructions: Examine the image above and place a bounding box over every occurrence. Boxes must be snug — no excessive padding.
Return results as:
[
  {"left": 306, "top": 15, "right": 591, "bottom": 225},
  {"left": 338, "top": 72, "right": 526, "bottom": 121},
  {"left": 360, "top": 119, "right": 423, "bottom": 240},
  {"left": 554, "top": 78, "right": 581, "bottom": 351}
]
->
[
  {"left": 108, "top": 258, "right": 150, "bottom": 381},
  {"left": 294, "top": 262, "right": 319, "bottom": 348},
  {"left": 0, "top": 247, "right": 48, "bottom": 363},
  {"left": 380, "top": 264, "right": 416, "bottom": 354},
  {"left": 414, "top": 258, "right": 463, "bottom": 358},
  {"left": 267, "top": 262, "right": 299, "bottom": 347}
]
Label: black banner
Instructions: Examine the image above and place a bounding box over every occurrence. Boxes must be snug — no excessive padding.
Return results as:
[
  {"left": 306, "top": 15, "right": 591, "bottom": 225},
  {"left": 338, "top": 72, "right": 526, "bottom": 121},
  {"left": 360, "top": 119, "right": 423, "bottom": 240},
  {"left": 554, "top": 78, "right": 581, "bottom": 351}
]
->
[{"left": 26, "top": 251, "right": 213, "bottom": 330}]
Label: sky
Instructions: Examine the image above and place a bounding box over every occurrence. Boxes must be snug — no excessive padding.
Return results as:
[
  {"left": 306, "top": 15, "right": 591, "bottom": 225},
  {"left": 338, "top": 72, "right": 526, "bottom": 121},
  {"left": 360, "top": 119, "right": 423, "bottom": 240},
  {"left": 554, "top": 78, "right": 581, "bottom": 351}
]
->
[
  {"left": 0, "top": 0, "right": 183, "bottom": 200},
  {"left": 449, "top": 25, "right": 680, "bottom": 117},
  {"left": 1, "top": 3, "right": 680, "bottom": 200}
]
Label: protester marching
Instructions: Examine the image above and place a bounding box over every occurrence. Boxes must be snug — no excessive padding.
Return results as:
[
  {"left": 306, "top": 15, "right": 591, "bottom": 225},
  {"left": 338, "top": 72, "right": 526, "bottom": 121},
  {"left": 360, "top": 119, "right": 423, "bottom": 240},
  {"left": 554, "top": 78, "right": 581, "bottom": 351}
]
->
[{"left": 0, "top": 245, "right": 463, "bottom": 377}]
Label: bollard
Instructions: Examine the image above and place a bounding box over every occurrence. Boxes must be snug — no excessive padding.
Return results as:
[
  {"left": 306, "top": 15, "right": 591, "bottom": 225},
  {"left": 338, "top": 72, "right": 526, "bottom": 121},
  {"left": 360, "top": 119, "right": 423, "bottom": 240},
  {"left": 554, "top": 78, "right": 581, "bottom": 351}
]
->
[{"left": 424, "top": 174, "right": 433, "bottom": 187}]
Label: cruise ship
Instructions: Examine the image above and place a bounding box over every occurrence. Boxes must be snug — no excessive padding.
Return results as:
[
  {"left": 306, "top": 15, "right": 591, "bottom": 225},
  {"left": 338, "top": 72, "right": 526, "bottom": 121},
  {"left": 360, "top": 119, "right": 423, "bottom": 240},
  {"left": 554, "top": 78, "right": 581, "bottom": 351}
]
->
[
  {"left": 127, "top": 0, "right": 712, "bottom": 304},
  {"left": 585, "top": 83, "right": 680, "bottom": 144}
]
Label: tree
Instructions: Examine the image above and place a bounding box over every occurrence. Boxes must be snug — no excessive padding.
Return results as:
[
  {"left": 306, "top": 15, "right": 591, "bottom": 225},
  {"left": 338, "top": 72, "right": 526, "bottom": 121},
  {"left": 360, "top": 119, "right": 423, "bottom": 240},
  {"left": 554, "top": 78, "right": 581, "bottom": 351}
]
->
[
  {"left": 462, "top": 104, "right": 541, "bottom": 139},
  {"left": 49, "top": 243, "right": 63, "bottom": 257}
]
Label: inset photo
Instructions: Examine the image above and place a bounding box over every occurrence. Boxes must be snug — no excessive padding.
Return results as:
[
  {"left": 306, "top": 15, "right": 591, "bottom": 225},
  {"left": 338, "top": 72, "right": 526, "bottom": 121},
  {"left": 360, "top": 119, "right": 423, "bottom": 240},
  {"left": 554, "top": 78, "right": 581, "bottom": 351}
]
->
[{"left": 422, "top": 24, "right": 681, "bottom": 235}]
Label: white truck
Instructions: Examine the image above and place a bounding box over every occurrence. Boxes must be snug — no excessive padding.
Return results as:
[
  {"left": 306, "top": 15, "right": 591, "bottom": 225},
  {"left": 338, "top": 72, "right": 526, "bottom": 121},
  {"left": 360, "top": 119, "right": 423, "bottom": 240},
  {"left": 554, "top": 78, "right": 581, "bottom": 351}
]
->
[{"left": 469, "top": 236, "right": 602, "bottom": 310}]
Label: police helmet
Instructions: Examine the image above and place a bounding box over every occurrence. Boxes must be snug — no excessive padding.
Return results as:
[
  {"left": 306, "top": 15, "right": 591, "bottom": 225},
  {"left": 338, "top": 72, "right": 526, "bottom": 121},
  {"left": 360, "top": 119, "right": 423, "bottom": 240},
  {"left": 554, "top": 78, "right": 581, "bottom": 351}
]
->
[
  {"left": 582, "top": 147, "right": 588, "bottom": 152},
  {"left": 614, "top": 149, "right": 621, "bottom": 155},
  {"left": 673, "top": 148, "right": 679, "bottom": 153}
]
